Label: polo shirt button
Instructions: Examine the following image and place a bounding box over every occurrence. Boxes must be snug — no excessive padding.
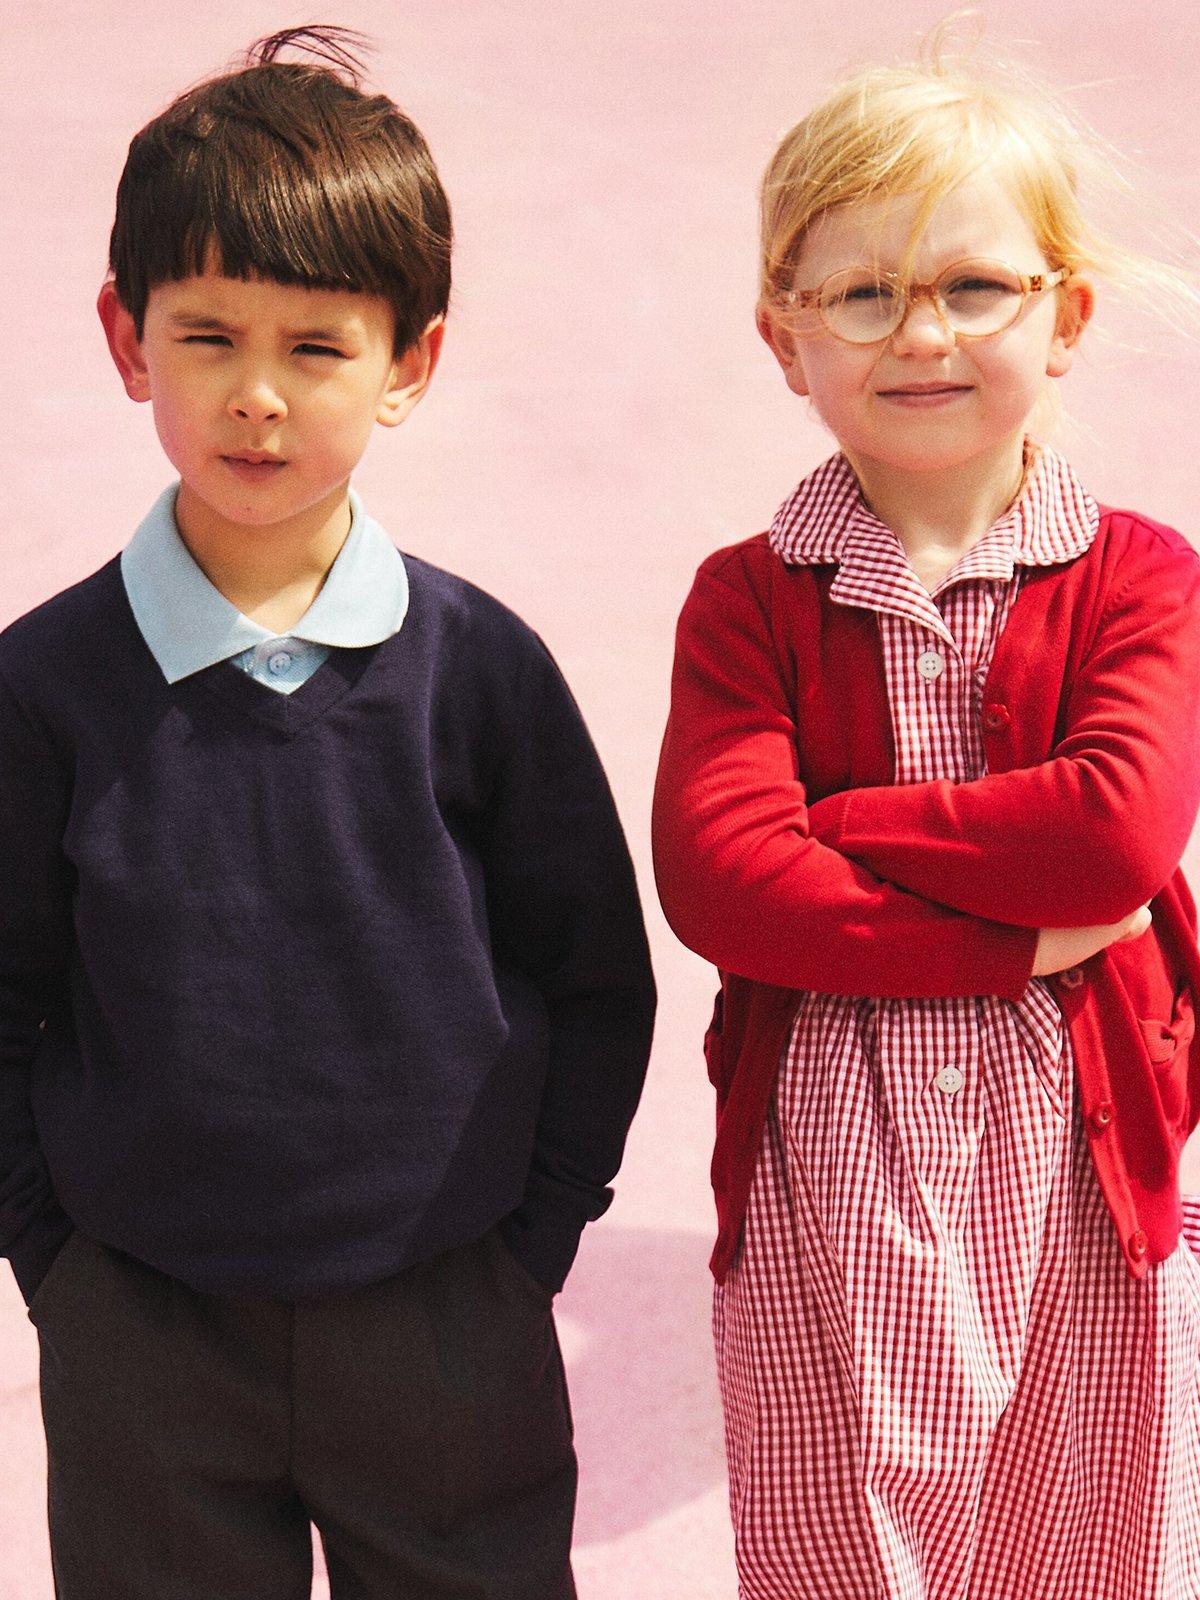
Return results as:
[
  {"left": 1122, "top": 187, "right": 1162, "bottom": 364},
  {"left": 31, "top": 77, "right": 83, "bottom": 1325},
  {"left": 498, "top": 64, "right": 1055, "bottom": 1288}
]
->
[
  {"left": 1088, "top": 1101, "right": 1114, "bottom": 1132},
  {"left": 267, "top": 651, "right": 293, "bottom": 675},
  {"left": 917, "top": 650, "right": 945, "bottom": 681},
  {"left": 1059, "top": 966, "right": 1084, "bottom": 990},
  {"left": 935, "top": 1065, "right": 964, "bottom": 1096},
  {"left": 982, "top": 702, "right": 1011, "bottom": 731},
  {"left": 1129, "top": 1229, "right": 1148, "bottom": 1261}
]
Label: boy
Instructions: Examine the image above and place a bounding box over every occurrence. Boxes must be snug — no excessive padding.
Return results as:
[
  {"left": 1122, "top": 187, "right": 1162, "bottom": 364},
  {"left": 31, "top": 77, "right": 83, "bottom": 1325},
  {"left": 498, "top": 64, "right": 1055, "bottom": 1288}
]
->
[{"left": 0, "top": 25, "right": 655, "bottom": 1599}]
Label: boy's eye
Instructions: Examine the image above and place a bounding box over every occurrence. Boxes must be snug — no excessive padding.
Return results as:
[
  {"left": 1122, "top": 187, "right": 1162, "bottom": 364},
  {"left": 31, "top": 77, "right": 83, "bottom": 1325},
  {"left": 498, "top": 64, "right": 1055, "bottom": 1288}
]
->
[{"left": 180, "top": 336, "right": 346, "bottom": 358}]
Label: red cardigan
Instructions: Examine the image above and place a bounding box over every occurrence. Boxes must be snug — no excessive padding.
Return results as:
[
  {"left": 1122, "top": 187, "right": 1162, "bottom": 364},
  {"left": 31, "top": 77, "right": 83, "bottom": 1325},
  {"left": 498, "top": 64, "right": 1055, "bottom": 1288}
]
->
[{"left": 653, "top": 507, "right": 1200, "bottom": 1282}]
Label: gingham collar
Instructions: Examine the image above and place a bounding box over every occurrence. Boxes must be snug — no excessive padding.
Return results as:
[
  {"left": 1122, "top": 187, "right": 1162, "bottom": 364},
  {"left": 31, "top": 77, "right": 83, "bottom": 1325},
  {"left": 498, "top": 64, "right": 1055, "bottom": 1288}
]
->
[{"left": 767, "top": 436, "right": 1099, "bottom": 573}]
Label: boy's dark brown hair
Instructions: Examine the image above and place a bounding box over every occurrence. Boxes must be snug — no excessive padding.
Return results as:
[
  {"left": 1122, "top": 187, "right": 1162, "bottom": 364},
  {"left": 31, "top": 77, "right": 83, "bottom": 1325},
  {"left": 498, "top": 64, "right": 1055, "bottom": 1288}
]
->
[{"left": 106, "top": 23, "right": 452, "bottom": 360}]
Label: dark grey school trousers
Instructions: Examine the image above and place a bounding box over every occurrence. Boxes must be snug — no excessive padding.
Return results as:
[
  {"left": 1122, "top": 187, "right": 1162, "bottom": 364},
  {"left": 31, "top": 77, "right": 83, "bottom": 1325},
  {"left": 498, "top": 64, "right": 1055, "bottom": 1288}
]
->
[{"left": 29, "top": 1225, "right": 578, "bottom": 1599}]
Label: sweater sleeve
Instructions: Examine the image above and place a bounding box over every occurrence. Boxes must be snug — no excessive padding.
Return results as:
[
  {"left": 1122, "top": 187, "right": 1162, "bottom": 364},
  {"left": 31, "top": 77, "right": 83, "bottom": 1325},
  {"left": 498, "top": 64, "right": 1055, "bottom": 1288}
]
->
[
  {"left": 0, "top": 669, "right": 76, "bottom": 1305},
  {"left": 805, "top": 535, "right": 1200, "bottom": 927},
  {"left": 482, "top": 635, "right": 656, "bottom": 1294},
  {"left": 651, "top": 556, "right": 1038, "bottom": 997}
]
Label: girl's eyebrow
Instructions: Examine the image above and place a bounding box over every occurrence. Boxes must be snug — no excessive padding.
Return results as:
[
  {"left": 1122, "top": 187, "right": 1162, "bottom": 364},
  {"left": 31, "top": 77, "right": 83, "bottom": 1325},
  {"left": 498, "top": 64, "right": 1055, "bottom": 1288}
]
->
[{"left": 168, "top": 311, "right": 355, "bottom": 340}]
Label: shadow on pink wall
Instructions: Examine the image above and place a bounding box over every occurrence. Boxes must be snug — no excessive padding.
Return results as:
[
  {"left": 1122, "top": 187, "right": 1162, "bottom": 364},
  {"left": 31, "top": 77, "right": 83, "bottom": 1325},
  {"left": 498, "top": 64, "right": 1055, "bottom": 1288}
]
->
[{"left": 558, "top": 1223, "right": 727, "bottom": 1542}]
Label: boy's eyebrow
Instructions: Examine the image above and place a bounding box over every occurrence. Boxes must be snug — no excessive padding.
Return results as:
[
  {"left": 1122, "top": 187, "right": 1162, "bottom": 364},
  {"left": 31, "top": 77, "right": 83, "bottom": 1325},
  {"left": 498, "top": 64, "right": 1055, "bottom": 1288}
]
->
[{"left": 168, "top": 311, "right": 357, "bottom": 340}]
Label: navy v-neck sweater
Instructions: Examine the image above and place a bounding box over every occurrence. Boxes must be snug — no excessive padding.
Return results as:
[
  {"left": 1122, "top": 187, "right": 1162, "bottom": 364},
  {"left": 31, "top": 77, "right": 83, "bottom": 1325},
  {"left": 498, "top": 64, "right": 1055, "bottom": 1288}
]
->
[{"left": 0, "top": 554, "right": 656, "bottom": 1303}]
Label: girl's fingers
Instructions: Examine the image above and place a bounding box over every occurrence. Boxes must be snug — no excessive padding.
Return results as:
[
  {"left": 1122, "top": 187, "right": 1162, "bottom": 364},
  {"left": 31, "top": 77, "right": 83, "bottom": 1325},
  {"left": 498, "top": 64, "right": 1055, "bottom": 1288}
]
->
[{"left": 1117, "top": 905, "right": 1153, "bottom": 941}]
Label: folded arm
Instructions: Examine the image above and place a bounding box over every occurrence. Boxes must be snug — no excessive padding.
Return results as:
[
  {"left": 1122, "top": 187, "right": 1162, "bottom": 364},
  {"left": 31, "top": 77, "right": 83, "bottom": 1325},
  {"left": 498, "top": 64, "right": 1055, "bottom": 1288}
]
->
[
  {"left": 806, "top": 534, "right": 1200, "bottom": 927},
  {"left": 651, "top": 556, "right": 1038, "bottom": 999}
]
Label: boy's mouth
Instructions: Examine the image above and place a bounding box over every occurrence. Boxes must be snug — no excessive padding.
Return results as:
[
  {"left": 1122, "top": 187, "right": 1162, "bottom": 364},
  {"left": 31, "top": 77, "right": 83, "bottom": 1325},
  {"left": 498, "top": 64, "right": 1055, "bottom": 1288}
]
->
[{"left": 222, "top": 456, "right": 288, "bottom": 480}]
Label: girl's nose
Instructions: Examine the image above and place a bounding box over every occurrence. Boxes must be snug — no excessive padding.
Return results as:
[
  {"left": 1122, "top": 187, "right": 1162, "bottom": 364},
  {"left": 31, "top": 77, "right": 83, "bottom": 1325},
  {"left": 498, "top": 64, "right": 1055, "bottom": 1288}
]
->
[{"left": 887, "top": 293, "right": 957, "bottom": 355}]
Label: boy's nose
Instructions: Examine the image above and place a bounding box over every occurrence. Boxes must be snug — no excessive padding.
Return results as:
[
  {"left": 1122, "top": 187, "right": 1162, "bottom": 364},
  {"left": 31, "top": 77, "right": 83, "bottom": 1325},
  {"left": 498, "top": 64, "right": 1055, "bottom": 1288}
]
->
[{"left": 230, "top": 390, "right": 285, "bottom": 421}]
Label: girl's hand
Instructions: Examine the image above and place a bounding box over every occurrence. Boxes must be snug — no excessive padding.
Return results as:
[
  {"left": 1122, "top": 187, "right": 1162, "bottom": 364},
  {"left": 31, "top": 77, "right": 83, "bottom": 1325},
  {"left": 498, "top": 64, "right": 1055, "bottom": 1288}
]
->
[{"left": 1032, "top": 904, "right": 1153, "bottom": 977}]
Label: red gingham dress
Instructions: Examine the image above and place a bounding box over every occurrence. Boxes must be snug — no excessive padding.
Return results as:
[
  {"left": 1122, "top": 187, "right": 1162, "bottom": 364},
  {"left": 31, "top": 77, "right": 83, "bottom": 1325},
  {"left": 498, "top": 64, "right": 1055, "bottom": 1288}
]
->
[{"left": 714, "top": 438, "right": 1200, "bottom": 1600}]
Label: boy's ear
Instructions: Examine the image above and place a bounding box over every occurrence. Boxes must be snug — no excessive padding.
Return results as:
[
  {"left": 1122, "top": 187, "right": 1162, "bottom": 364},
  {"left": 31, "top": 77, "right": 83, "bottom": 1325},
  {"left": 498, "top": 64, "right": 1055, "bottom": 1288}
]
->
[
  {"left": 377, "top": 316, "right": 446, "bottom": 428},
  {"left": 96, "top": 278, "right": 152, "bottom": 402}
]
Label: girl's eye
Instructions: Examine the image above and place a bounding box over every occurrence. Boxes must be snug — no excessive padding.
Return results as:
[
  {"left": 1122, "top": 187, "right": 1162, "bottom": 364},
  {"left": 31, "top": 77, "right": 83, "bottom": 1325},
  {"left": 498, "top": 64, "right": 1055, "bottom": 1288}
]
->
[
  {"left": 180, "top": 336, "right": 345, "bottom": 358},
  {"left": 844, "top": 284, "right": 891, "bottom": 303}
]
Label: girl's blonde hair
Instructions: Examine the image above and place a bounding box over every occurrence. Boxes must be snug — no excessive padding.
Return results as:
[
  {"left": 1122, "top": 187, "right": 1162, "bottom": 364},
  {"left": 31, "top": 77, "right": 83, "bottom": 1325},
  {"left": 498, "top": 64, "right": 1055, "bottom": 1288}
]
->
[{"left": 759, "top": 10, "right": 1200, "bottom": 440}]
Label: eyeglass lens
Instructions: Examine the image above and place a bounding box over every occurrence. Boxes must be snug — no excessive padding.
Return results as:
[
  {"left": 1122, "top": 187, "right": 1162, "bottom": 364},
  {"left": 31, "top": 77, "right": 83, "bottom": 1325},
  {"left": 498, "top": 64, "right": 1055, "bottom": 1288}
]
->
[{"left": 819, "top": 260, "right": 1026, "bottom": 342}]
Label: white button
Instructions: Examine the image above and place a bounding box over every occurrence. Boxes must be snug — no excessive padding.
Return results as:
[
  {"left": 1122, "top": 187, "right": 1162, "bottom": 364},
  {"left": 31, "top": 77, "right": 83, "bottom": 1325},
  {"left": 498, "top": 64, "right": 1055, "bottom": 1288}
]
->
[
  {"left": 935, "top": 1066, "right": 964, "bottom": 1096},
  {"left": 267, "top": 650, "right": 293, "bottom": 675},
  {"left": 917, "top": 650, "right": 946, "bottom": 680}
]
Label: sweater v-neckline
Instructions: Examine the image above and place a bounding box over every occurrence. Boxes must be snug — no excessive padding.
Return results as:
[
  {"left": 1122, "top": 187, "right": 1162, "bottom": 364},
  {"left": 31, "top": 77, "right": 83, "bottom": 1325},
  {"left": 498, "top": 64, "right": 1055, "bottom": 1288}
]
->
[{"left": 192, "top": 644, "right": 380, "bottom": 735}]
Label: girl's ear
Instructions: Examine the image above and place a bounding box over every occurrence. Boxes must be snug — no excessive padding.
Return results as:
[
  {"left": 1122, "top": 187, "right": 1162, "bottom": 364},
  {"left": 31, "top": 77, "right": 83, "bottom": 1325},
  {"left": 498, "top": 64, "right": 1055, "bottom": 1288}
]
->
[
  {"left": 756, "top": 304, "right": 792, "bottom": 360},
  {"left": 1047, "top": 275, "right": 1096, "bottom": 378},
  {"left": 757, "top": 305, "right": 811, "bottom": 396}
]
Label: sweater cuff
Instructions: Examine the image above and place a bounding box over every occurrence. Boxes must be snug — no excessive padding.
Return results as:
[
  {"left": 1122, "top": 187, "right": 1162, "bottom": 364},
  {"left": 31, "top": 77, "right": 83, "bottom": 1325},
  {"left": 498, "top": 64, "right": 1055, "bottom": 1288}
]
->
[
  {"left": 807, "top": 787, "right": 853, "bottom": 846},
  {"left": 989, "top": 921, "right": 1040, "bottom": 1001},
  {"left": 7, "top": 1203, "right": 75, "bottom": 1308},
  {"left": 497, "top": 1200, "right": 589, "bottom": 1296}
]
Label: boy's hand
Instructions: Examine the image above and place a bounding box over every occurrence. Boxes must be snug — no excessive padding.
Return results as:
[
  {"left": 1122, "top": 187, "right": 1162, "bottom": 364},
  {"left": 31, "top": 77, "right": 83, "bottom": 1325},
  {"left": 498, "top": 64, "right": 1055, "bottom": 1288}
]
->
[{"left": 1032, "top": 904, "right": 1153, "bottom": 976}]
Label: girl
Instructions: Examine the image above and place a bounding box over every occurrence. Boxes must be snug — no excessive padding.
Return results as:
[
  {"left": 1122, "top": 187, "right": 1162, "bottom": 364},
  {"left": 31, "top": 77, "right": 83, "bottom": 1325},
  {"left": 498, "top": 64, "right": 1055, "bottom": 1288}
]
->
[{"left": 653, "top": 18, "right": 1200, "bottom": 1600}]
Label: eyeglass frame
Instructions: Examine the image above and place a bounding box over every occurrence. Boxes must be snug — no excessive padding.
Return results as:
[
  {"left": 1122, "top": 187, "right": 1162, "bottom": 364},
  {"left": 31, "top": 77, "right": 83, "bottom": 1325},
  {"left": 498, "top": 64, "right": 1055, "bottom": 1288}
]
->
[{"left": 782, "top": 258, "right": 1071, "bottom": 344}]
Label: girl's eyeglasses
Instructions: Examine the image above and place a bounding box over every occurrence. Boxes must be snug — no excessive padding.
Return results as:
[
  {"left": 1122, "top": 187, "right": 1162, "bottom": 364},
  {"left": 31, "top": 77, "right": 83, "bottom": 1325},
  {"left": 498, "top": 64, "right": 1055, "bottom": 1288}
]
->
[{"left": 784, "top": 258, "right": 1070, "bottom": 344}]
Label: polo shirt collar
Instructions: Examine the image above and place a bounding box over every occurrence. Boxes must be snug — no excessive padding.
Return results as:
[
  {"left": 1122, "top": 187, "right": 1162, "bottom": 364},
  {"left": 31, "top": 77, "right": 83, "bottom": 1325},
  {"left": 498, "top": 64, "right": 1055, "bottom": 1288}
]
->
[
  {"left": 120, "top": 480, "right": 410, "bottom": 685},
  {"left": 768, "top": 435, "right": 1100, "bottom": 576}
]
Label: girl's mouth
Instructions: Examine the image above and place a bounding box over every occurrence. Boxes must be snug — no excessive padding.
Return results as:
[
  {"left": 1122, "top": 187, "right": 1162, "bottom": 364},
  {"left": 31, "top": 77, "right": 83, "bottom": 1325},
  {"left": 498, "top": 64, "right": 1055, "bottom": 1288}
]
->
[{"left": 879, "top": 387, "right": 972, "bottom": 407}]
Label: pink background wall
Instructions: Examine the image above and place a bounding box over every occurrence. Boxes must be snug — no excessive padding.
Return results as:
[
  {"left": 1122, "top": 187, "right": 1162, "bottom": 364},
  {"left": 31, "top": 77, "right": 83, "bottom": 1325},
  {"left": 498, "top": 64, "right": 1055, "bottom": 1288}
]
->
[{"left": 2, "top": 4, "right": 1199, "bottom": 1595}]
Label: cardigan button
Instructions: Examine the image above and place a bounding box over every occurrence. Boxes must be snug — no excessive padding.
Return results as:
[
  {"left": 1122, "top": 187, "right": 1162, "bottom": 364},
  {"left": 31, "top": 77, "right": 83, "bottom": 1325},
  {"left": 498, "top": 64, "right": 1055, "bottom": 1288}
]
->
[
  {"left": 1058, "top": 966, "right": 1085, "bottom": 990},
  {"left": 1128, "top": 1229, "right": 1148, "bottom": 1262},
  {"left": 1088, "top": 1101, "right": 1114, "bottom": 1132},
  {"left": 982, "top": 702, "right": 1011, "bottom": 731}
]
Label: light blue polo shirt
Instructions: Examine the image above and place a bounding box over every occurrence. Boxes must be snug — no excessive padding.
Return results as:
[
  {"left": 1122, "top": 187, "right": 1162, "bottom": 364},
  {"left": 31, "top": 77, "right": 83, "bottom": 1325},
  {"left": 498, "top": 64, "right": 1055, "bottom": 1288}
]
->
[{"left": 120, "top": 481, "right": 409, "bottom": 693}]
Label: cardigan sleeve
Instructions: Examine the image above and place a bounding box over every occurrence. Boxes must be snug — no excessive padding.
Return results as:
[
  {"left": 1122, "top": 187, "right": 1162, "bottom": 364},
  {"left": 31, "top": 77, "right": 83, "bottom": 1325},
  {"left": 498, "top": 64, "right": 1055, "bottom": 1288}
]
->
[
  {"left": 0, "top": 668, "right": 76, "bottom": 1303},
  {"left": 651, "top": 556, "right": 1039, "bottom": 997},
  {"left": 805, "top": 530, "right": 1200, "bottom": 927}
]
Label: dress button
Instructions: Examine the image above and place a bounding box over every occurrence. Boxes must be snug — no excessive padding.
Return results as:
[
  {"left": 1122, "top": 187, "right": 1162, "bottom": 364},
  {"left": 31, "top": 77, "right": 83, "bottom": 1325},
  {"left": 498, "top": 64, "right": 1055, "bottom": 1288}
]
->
[
  {"left": 267, "top": 650, "right": 293, "bottom": 675},
  {"left": 917, "top": 650, "right": 946, "bottom": 681},
  {"left": 1059, "top": 966, "right": 1084, "bottom": 990},
  {"left": 1128, "top": 1228, "right": 1148, "bottom": 1261},
  {"left": 982, "top": 702, "right": 1011, "bottom": 731},
  {"left": 1088, "top": 1101, "right": 1114, "bottom": 1132},
  {"left": 935, "top": 1065, "right": 964, "bottom": 1096}
]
